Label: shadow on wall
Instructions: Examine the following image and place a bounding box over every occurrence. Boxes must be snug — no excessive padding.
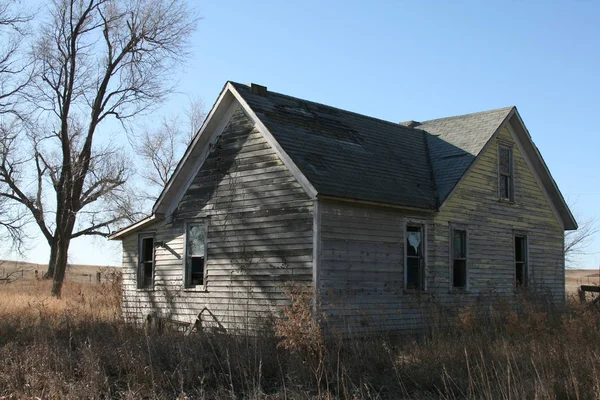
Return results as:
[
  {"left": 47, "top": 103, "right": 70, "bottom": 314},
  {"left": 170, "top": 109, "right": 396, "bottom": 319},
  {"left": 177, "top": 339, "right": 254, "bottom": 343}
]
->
[{"left": 130, "top": 107, "right": 313, "bottom": 332}]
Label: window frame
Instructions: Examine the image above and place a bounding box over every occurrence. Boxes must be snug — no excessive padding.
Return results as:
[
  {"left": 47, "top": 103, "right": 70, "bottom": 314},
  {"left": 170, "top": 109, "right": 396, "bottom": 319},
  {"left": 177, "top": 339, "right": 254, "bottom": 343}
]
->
[
  {"left": 137, "top": 233, "right": 155, "bottom": 290},
  {"left": 404, "top": 220, "right": 427, "bottom": 292},
  {"left": 497, "top": 143, "right": 514, "bottom": 201},
  {"left": 449, "top": 224, "right": 469, "bottom": 291},
  {"left": 183, "top": 220, "right": 209, "bottom": 290},
  {"left": 514, "top": 234, "right": 529, "bottom": 288}
]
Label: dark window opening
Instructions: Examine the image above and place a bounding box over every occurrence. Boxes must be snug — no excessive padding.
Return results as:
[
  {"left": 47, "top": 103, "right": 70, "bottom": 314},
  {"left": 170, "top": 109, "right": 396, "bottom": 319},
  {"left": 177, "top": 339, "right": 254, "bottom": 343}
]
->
[
  {"left": 452, "top": 229, "right": 467, "bottom": 288},
  {"left": 186, "top": 223, "right": 207, "bottom": 288},
  {"left": 138, "top": 236, "right": 154, "bottom": 289},
  {"left": 499, "top": 145, "right": 513, "bottom": 201},
  {"left": 406, "top": 225, "right": 424, "bottom": 290},
  {"left": 190, "top": 257, "right": 204, "bottom": 286},
  {"left": 515, "top": 236, "right": 527, "bottom": 287}
]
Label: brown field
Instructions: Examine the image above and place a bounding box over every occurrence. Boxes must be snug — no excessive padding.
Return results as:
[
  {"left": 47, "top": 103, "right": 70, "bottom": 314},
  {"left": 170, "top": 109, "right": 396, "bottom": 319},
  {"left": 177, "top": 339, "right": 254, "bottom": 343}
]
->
[
  {"left": 0, "top": 259, "right": 118, "bottom": 283},
  {"left": 1, "top": 269, "right": 600, "bottom": 398},
  {"left": 566, "top": 268, "right": 600, "bottom": 293}
]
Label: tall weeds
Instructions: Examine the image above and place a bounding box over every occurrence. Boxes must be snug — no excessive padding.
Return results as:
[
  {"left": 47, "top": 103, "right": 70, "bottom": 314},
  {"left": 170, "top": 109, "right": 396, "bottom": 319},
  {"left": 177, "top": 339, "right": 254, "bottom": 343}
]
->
[{"left": 1, "top": 278, "right": 599, "bottom": 399}]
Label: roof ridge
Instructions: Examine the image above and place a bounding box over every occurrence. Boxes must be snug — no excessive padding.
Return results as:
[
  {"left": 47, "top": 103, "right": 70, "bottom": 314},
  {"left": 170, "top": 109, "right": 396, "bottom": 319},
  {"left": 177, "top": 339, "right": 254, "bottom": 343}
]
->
[
  {"left": 230, "top": 82, "right": 514, "bottom": 130},
  {"left": 229, "top": 81, "right": 423, "bottom": 132},
  {"left": 420, "top": 106, "right": 515, "bottom": 124}
]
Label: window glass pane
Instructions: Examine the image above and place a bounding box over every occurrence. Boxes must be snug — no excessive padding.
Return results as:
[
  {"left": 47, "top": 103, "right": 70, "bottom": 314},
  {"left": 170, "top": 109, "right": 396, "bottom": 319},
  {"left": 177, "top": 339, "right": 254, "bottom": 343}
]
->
[
  {"left": 406, "top": 257, "right": 421, "bottom": 290},
  {"left": 143, "top": 262, "right": 153, "bottom": 287},
  {"left": 188, "top": 224, "right": 206, "bottom": 256},
  {"left": 500, "top": 175, "right": 510, "bottom": 199},
  {"left": 453, "top": 230, "right": 466, "bottom": 259},
  {"left": 499, "top": 147, "right": 511, "bottom": 174},
  {"left": 453, "top": 259, "right": 466, "bottom": 287},
  {"left": 407, "top": 226, "right": 422, "bottom": 257}
]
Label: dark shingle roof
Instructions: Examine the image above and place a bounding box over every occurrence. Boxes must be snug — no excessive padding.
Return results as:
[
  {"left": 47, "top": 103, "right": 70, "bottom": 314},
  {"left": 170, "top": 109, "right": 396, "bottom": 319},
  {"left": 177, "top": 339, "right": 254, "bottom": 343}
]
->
[
  {"left": 420, "top": 107, "right": 514, "bottom": 202},
  {"left": 231, "top": 82, "right": 512, "bottom": 209}
]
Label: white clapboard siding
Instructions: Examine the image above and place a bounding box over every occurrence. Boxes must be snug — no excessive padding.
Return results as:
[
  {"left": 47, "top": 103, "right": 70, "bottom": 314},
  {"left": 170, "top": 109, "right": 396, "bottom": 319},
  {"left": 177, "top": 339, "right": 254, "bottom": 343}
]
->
[{"left": 121, "top": 107, "right": 313, "bottom": 331}]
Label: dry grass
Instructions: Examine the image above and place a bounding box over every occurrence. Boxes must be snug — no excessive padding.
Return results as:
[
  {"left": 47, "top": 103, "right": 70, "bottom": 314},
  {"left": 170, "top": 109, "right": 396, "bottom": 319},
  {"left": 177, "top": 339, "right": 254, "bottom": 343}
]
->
[{"left": 1, "top": 277, "right": 600, "bottom": 399}]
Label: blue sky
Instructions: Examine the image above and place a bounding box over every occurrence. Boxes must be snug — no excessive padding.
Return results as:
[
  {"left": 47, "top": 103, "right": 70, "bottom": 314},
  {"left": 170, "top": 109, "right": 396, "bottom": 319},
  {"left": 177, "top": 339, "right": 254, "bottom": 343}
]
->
[{"left": 17, "top": 1, "right": 600, "bottom": 268}]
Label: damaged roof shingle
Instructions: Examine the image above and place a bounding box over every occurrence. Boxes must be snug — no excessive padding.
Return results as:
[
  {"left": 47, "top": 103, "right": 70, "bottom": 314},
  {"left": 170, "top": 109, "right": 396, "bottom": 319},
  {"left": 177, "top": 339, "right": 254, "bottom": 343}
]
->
[{"left": 230, "top": 82, "right": 513, "bottom": 210}]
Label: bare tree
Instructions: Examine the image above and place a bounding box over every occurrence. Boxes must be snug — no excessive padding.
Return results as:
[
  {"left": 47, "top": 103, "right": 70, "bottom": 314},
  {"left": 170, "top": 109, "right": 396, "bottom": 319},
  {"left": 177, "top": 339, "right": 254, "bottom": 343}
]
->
[
  {"left": 0, "top": 0, "right": 197, "bottom": 297},
  {"left": 0, "top": 0, "right": 33, "bottom": 118},
  {"left": 565, "top": 214, "right": 598, "bottom": 268},
  {"left": 0, "top": 1, "right": 33, "bottom": 252},
  {"left": 135, "top": 99, "right": 205, "bottom": 204}
]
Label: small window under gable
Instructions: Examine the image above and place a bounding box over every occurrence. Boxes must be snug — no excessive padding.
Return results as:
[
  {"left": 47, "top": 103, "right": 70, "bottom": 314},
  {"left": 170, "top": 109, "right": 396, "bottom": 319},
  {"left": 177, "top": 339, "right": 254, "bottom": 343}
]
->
[
  {"left": 185, "top": 222, "right": 208, "bottom": 288},
  {"left": 138, "top": 234, "right": 154, "bottom": 289},
  {"left": 498, "top": 144, "right": 514, "bottom": 201}
]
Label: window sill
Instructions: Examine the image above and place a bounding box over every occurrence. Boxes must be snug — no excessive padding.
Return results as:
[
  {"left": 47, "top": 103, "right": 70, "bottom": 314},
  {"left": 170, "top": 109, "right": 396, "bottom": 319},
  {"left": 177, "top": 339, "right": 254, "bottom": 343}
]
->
[
  {"left": 403, "top": 289, "right": 427, "bottom": 294},
  {"left": 498, "top": 198, "right": 515, "bottom": 204},
  {"left": 136, "top": 288, "right": 155, "bottom": 292},
  {"left": 449, "top": 288, "right": 469, "bottom": 294},
  {"left": 183, "top": 286, "right": 208, "bottom": 293}
]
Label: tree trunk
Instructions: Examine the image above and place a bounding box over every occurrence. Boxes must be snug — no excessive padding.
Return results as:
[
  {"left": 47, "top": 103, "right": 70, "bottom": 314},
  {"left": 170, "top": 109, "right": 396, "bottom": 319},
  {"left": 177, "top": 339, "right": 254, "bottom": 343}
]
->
[
  {"left": 51, "top": 236, "right": 70, "bottom": 298},
  {"left": 44, "top": 240, "right": 58, "bottom": 279}
]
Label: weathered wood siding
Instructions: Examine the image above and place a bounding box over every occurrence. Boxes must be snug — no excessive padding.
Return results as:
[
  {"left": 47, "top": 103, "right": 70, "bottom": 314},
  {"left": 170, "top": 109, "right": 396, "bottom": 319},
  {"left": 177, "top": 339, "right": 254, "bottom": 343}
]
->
[
  {"left": 318, "top": 126, "right": 565, "bottom": 334},
  {"left": 432, "top": 126, "right": 565, "bottom": 296},
  {"left": 121, "top": 106, "right": 313, "bottom": 331},
  {"left": 318, "top": 200, "right": 439, "bottom": 334}
]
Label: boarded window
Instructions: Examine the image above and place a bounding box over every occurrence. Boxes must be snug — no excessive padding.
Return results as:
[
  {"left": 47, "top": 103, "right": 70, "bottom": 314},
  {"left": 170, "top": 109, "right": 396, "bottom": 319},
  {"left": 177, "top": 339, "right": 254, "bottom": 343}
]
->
[
  {"left": 498, "top": 145, "right": 513, "bottom": 200},
  {"left": 452, "top": 229, "right": 467, "bottom": 288},
  {"left": 138, "top": 235, "right": 154, "bottom": 289},
  {"left": 406, "top": 225, "right": 425, "bottom": 290},
  {"left": 185, "top": 222, "right": 207, "bottom": 288},
  {"left": 515, "top": 236, "right": 527, "bottom": 287}
]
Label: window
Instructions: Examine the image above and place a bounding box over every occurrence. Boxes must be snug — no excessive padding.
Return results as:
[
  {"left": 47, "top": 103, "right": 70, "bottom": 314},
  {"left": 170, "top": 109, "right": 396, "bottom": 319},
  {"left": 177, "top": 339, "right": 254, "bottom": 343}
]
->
[
  {"left": 185, "top": 222, "right": 207, "bottom": 288},
  {"left": 515, "top": 236, "right": 528, "bottom": 287},
  {"left": 138, "top": 235, "right": 154, "bottom": 289},
  {"left": 406, "top": 225, "right": 425, "bottom": 290},
  {"left": 452, "top": 229, "right": 467, "bottom": 288},
  {"left": 498, "top": 145, "right": 514, "bottom": 201}
]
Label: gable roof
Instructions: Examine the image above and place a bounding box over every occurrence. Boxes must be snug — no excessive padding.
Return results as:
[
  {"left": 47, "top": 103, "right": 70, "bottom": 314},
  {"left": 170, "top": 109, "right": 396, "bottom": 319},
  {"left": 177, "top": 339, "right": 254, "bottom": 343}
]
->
[
  {"left": 229, "top": 82, "right": 438, "bottom": 209},
  {"left": 419, "top": 106, "right": 514, "bottom": 202},
  {"left": 109, "top": 81, "right": 577, "bottom": 239}
]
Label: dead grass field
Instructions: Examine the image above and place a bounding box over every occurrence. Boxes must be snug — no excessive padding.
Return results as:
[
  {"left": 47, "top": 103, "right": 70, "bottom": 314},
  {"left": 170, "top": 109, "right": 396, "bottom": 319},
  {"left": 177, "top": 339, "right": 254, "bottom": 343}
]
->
[
  {"left": 0, "top": 259, "right": 118, "bottom": 284},
  {"left": 1, "top": 272, "right": 600, "bottom": 399},
  {"left": 566, "top": 268, "right": 600, "bottom": 294}
]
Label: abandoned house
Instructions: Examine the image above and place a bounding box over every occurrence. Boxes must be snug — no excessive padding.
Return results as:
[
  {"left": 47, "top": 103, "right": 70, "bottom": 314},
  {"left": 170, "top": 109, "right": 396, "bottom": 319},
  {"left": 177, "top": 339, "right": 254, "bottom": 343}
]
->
[{"left": 109, "top": 81, "right": 577, "bottom": 334}]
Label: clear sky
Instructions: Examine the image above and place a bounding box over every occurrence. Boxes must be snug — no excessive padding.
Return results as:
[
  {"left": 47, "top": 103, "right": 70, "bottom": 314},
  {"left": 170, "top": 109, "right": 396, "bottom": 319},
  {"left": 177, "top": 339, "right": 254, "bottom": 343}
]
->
[{"left": 14, "top": 1, "right": 600, "bottom": 269}]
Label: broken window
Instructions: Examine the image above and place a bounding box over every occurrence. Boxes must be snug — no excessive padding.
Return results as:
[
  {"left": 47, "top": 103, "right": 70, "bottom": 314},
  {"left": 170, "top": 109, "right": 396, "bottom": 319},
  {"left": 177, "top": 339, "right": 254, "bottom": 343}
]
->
[
  {"left": 185, "top": 222, "right": 207, "bottom": 288},
  {"left": 515, "top": 236, "right": 528, "bottom": 287},
  {"left": 452, "top": 229, "right": 467, "bottom": 288},
  {"left": 138, "top": 235, "right": 154, "bottom": 289},
  {"left": 406, "top": 225, "right": 425, "bottom": 290},
  {"left": 498, "top": 145, "right": 514, "bottom": 200}
]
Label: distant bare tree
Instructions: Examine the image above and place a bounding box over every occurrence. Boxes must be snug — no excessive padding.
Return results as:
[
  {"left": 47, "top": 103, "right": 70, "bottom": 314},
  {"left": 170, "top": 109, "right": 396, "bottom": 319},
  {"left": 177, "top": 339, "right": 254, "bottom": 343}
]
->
[
  {"left": 565, "top": 214, "right": 598, "bottom": 268},
  {"left": 135, "top": 99, "right": 205, "bottom": 203},
  {"left": 0, "top": 0, "right": 197, "bottom": 297}
]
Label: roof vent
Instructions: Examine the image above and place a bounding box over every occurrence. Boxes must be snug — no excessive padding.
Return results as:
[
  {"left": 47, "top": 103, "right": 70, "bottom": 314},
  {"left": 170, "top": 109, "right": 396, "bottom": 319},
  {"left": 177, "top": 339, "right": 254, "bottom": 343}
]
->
[
  {"left": 250, "top": 83, "right": 267, "bottom": 96},
  {"left": 399, "top": 120, "right": 421, "bottom": 128}
]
